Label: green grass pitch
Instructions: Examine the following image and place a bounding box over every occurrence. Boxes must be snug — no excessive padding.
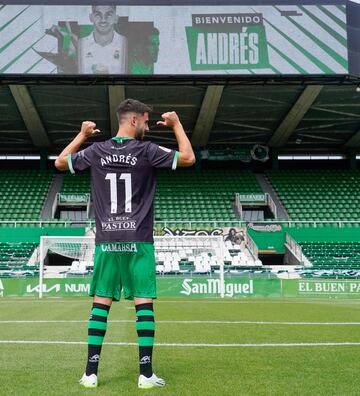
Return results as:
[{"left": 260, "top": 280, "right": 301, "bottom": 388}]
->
[{"left": 1, "top": 297, "right": 360, "bottom": 395}]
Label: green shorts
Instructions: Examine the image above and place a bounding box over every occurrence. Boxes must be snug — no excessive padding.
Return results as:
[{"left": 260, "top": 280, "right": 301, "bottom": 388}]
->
[{"left": 89, "top": 242, "right": 157, "bottom": 301}]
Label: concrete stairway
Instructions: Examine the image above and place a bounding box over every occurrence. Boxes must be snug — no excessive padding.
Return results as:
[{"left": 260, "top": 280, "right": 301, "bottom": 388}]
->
[
  {"left": 40, "top": 174, "right": 64, "bottom": 219},
  {"left": 255, "top": 173, "right": 289, "bottom": 219}
]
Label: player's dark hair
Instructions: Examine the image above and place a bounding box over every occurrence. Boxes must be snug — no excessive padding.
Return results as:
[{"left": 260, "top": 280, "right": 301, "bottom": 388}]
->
[
  {"left": 117, "top": 99, "right": 153, "bottom": 123},
  {"left": 91, "top": 5, "right": 116, "bottom": 13}
]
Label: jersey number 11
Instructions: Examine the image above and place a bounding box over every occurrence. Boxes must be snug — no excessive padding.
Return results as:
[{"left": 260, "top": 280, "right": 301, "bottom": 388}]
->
[{"left": 105, "top": 173, "right": 132, "bottom": 214}]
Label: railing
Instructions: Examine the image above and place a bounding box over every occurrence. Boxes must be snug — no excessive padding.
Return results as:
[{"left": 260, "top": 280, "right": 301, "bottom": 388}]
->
[
  {"left": 1, "top": 219, "right": 360, "bottom": 229},
  {"left": 234, "top": 193, "right": 242, "bottom": 219},
  {"left": 246, "top": 233, "right": 259, "bottom": 260},
  {"left": 0, "top": 220, "right": 96, "bottom": 228},
  {"left": 285, "top": 233, "right": 312, "bottom": 267},
  {"left": 266, "top": 193, "right": 277, "bottom": 218}
]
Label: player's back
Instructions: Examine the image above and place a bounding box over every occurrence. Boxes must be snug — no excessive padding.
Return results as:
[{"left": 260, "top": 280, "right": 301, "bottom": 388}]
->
[{"left": 69, "top": 136, "right": 178, "bottom": 243}]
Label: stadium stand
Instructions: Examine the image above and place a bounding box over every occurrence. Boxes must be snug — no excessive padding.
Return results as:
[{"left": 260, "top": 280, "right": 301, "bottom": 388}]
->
[
  {"left": 266, "top": 170, "right": 360, "bottom": 221},
  {"left": 155, "top": 169, "right": 263, "bottom": 223},
  {"left": 286, "top": 227, "right": 360, "bottom": 277},
  {"left": 59, "top": 169, "right": 263, "bottom": 224},
  {"left": 61, "top": 172, "right": 91, "bottom": 195},
  {"left": 0, "top": 228, "right": 88, "bottom": 278},
  {"left": 300, "top": 242, "right": 360, "bottom": 271},
  {"left": 0, "top": 170, "right": 53, "bottom": 222},
  {"left": 1, "top": 168, "right": 360, "bottom": 279},
  {"left": 154, "top": 236, "right": 259, "bottom": 275},
  {"left": 0, "top": 242, "right": 38, "bottom": 277}
]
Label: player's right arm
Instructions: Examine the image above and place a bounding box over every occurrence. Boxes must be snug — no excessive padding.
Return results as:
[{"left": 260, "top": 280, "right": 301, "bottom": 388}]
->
[{"left": 55, "top": 121, "right": 99, "bottom": 171}]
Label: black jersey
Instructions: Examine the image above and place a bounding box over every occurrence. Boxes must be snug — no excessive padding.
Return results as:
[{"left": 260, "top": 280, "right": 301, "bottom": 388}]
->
[{"left": 68, "top": 137, "right": 178, "bottom": 243}]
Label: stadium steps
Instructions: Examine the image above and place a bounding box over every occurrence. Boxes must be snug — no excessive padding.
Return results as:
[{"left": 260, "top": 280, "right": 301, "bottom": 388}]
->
[
  {"left": 255, "top": 174, "right": 289, "bottom": 219},
  {"left": 41, "top": 174, "right": 64, "bottom": 219}
]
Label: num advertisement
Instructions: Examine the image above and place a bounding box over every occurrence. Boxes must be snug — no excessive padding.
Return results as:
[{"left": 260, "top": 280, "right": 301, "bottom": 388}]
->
[
  {"left": 3, "top": 277, "right": 360, "bottom": 298},
  {"left": 0, "top": 4, "right": 348, "bottom": 75}
]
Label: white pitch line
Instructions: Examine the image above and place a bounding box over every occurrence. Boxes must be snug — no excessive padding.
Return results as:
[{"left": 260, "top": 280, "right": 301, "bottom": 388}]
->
[
  {"left": 2, "top": 320, "right": 360, "bottom": 326},
  {"left": 1, "top": 340, "right": 360, "bottom": 347}
]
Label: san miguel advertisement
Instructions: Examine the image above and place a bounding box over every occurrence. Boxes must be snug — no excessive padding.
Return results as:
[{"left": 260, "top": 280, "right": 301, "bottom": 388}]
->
[
  {"left": 4, "top": 277, "right": 360, "bottom": 298},
  {"left": 0, "top": 4, "right": 349, "bottom": 75}
]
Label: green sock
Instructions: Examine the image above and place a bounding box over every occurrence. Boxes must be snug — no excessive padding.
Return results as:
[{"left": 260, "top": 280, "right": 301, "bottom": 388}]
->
[
  {"left": 136, "top": 303, "right": 155, "bottom": 378},
  {"left": 86, "top": 302, "right": 110, "bottom": 376}
]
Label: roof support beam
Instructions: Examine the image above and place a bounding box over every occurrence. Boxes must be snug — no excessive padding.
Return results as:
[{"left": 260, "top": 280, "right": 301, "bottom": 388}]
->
[
  {"left": 9, "top": 85, "right": 51, "bottom": 147},
  {"left": 108, "top": 85, "right": 125, "bottom": 137},
  {"left": 267, "top": 85, "right": 323, "bottom": 147},
  {"left": 191, "top": 85, "right": 224, "bottom": 148},
  {"left": 344, "top": 129, "right": 360, "bottom": 148}
]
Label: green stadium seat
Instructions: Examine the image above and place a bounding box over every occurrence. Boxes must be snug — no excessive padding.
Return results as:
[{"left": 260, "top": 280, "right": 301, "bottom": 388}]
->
[
  {"left": 0, "top": 170, "right": 53, "bottom": 223},
  {"left": 266, "top": 170, "right": 360, "bottom": 222}
]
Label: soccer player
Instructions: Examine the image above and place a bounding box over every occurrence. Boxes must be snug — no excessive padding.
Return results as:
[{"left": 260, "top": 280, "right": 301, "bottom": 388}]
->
[
  {"left": 78, "top": 5, "right": 127, "bottom": 74},
  {"left": 55, "top": 99, "right": 195, "bottom": 389}
]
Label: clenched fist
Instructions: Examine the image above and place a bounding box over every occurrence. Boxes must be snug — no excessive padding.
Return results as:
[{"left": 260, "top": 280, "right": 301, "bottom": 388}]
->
[
  {"left": 80, "top": 121, "right": 100, "bottom": 138},
  {"left": 156, "top": 112, "right": 181, "bottom": 128}
]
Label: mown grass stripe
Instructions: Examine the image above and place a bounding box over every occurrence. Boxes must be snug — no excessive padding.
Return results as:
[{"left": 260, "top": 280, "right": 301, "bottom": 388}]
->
[
  {"left": 1, "top": 340, "right": 360, "bottom": 348},
  {"left": 3, "top": 320, "right": 360, "bottom": 325}
]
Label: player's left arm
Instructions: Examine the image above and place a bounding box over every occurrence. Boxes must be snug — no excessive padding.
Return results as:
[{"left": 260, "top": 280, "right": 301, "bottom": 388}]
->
[
  {"left": 157, "top": 112, "right": 195, "bottom": 167},
  {"left": 55, "top": 121, "right": 99, "bottom": 171}
]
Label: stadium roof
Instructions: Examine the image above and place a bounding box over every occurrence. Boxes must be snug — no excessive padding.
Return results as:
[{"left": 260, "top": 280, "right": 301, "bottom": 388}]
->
[{"left": 1, "top": 81, "right": 360, "bottom": 155}]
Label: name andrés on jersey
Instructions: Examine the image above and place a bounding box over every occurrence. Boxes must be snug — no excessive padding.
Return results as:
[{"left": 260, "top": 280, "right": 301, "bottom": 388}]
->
[{"left": 101, "top": 154, "right": 138, "bottom": 167}]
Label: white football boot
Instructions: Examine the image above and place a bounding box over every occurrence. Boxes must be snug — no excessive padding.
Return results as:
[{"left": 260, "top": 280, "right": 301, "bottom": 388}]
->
[
  {"left": 138, "top": 373, "right": 166, "bottom": 389},
  {"left": 79, "top": 373, "right": 98, "bottom": 388}
]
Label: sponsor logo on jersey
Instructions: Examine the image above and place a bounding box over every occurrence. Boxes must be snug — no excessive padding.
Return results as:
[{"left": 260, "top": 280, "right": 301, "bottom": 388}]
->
[
  {"left": 101, "top": 220, "right": 137, "bottom": 231},
  {"left": 101, "top": 243, "right": 138, "bottom": 253}
]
